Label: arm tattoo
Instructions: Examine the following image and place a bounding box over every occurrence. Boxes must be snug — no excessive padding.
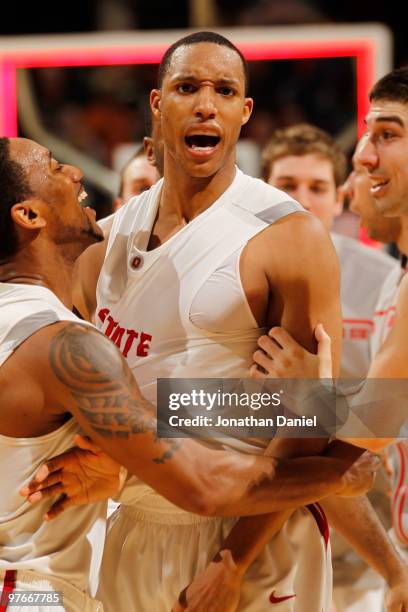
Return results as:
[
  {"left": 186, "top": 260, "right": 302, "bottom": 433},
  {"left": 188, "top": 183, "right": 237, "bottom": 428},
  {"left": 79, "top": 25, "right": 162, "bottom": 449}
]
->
[{"left": 50, "top": 323, "right": 179, "bottom": 463}]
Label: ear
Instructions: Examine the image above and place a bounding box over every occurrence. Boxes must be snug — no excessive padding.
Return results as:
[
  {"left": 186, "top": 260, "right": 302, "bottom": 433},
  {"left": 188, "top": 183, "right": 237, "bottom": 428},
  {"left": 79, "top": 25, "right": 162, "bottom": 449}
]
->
[
  {"left": 150, "top": 89, "right": 162, "bottom": 120},
  {"left": 241, "top": 97, "right": 254, "bottom": 126},
  {"left": 334, "top": 185, "right": 345, "bottom": 218},
  {"left": 143, "top": 136, "right": 156, "bottom": 166},
  {"left": 10, "top": 200, "right": 47, "bottom": 230}
]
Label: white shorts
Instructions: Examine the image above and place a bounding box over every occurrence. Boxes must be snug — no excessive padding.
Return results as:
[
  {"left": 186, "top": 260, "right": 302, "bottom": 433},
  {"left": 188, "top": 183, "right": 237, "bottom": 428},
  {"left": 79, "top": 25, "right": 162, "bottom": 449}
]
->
[
  {"left": 97, "top": 495, "right": 332, "bottom": 612},
  {"left": 0, "top": 568, "right": 103, "bottom": 612}
]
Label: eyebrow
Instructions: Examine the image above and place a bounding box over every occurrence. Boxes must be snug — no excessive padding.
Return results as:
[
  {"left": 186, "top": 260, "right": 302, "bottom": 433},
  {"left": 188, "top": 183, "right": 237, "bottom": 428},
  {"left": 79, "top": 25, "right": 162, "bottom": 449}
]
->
[
  {"left": 276, "top": 175, "right": 330, "bottom": 184},
  {"left": 367, "top": 115, "right": 405, "bottom": 127},
  {"left": 171, "top": 74, "right": 240, "bottom": 87}
]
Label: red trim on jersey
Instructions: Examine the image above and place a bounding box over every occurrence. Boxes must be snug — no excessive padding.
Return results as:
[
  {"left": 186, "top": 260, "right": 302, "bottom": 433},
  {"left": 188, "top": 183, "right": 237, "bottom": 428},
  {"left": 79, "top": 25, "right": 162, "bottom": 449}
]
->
[
  {"left": 393, "top": 443, "right": 408, "bottom": 545},
  {"left": 343, "top": 318, "right": 374, "bottom": 327},
  {"left": 374, "top": 306, "right": 396, "bottom": 317},
  {"left": 0, "top": 570, "right": 17, "bottom": 611},
  {"left": 306, "top": 502, "right": 330, "bottom": 549}
]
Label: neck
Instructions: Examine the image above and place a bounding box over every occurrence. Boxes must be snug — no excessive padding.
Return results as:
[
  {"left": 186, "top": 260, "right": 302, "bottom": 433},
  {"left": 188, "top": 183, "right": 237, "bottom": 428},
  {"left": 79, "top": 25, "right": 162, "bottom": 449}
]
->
[
  {"left": 0, "top": 244, "right": 75, "bottom": 310},
  {"left": 397, "top": 217, "right": 408, "bottom": 257},
  {"left": 160, "top": 157, "right": 236, "bottom": 222}
]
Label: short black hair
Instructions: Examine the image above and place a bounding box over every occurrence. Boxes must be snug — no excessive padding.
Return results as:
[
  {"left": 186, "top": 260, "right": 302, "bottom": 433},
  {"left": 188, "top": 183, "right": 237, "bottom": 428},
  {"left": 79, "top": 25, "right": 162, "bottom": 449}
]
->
[
  {"left": 0, "top": 137, "right": 33, "bottom": 260},
  {"left": 158, "top": 31, "right": 249, "bottom": 95},
  {"left": 370, "top": 66, "right": 408, "bottom": 104}
]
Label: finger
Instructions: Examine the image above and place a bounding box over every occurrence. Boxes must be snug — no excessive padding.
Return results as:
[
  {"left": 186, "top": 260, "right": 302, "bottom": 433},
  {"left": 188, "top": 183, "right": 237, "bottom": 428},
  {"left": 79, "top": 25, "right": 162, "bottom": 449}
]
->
[
  {"left": 253, "top": 350, "right": 276, "bottom": 374},
  {"left": 257, "top": 335, "right": 284, "bottom": 361},
  {"left": 29, "top": 452, "right": 76, "bottom": 484},
  {"left": 268, "top": 327, "right": 302, "bottom": 352},
  {"left": 73, "top": 435, "right": 101, "bottom": 454},
  {"left": 21, "top": 470, "right": 64, "bottom": 496},
  {"left": 249, "top": 364, "right": 266, "bottom": 380},
  {"left": 315, "top": 323, "right": 332, "bottom": 365},
  {"left": 178, "top": 586, "right": 188, "bottom": 608},
  {"left": 28, "top": 482, "right": 67, "bottom": 504},
  {"left": 44, "top": 494, "right": 83, "bottom": 521}
]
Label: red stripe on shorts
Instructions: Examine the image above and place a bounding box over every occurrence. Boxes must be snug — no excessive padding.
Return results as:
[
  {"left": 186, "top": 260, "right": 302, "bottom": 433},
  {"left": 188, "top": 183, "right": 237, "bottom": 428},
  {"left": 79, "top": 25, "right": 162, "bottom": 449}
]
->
[
  {"left": 0, "top": 570, "right": 17, "bottom": 611},
  {"left": 306, "top": 503, "right": 330, "bottom": 549}
]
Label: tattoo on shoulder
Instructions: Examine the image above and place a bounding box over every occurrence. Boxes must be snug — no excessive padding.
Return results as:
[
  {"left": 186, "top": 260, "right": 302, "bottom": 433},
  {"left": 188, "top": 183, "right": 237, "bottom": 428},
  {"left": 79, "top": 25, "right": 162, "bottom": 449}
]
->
[{"left": 49, "top": 323, "right": 180, "bottom": 463}]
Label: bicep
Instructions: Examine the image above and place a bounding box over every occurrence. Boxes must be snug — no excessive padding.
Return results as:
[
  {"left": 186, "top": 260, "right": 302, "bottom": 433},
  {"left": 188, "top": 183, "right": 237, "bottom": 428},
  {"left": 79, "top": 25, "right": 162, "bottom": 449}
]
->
[{"left": 266, "top": 220, "right": 342, "bottom": 374}]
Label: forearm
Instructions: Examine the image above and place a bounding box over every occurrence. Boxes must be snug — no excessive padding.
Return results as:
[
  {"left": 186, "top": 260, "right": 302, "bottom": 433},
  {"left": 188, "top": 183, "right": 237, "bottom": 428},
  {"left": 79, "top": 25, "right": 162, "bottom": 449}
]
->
[
  {"left": 320, "top": 494, "right": 406, "bottom": 584},
  {"left": 213, "top": 453, "right": 349, "bottom": 516},
  {"left": 216, "top": 511, "right": 294, "bottom": 576}
]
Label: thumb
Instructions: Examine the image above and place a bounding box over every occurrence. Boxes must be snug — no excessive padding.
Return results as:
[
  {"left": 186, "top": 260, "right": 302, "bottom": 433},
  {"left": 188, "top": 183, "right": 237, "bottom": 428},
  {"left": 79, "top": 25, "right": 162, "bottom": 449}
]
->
[
  {"left": 314, "top": 324, "right": 332, "bottom": 378},
  {"left": 73, "top": 434, "right": 101, "bottom": 454}
]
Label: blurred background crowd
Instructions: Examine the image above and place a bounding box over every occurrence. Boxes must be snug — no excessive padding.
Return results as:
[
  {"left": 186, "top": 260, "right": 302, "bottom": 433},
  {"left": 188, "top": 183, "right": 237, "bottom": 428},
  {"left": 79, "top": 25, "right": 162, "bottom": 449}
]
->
[{"left": 1, "top": 0, "right": 405, "bottom": 221}]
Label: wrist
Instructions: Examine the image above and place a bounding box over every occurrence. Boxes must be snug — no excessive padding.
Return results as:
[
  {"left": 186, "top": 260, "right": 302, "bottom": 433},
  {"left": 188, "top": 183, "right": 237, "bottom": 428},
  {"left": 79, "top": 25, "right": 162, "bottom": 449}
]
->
[
  {"left": 213, "top": 550, "right": 245, "bottom": 580},
  {"left": 385, "top": 559, "right": 408, "bottom": 587}
]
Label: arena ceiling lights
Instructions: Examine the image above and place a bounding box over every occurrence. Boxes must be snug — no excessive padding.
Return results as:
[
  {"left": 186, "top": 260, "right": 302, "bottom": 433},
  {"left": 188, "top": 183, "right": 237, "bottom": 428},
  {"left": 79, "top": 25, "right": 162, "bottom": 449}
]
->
[{"left": 0, "top": 24, "right": 392, "bottom": 137}]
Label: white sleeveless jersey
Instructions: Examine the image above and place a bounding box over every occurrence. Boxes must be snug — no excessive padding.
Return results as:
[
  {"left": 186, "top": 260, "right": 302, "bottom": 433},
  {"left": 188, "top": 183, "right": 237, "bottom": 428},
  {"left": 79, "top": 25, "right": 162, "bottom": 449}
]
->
[
  {"left": 96, "top": 171, "right": 333, "bottom": 612},
  {"left": 96, "top": 168, "right": 304, "bottom": 499},
  {"left": 96, "top": 168, "right": 303, "bottom": 402},
  {"left": 0, "top": 283, "right": 106, "bottom": 596},
  {"left": 331, "top": 233, "right": 398, "bottom": 378},
  {"left": 371, "top": 262, "right": 403, "bottom": 358},
  {"left": 369, "top": 261, "right": 408, "bottom": 547}
]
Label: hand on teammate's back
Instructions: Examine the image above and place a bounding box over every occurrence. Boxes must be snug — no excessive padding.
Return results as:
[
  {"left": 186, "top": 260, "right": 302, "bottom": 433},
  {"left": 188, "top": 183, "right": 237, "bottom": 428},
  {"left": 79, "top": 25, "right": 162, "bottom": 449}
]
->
[
  {"left": 19, "top": 435, "right": 121, "bottom": 520},
  {"left": 172, "top": 549, "right": 241, "bottom": 612}
]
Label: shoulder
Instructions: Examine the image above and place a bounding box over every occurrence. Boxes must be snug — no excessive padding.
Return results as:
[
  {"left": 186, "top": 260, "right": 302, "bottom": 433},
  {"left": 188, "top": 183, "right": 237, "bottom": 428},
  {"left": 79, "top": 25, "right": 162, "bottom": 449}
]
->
[
  {"left": 233, "top": 171, "right": 303, "bottom": 217},
  {"left": 250, "top": 213, "right": 339, "bottom": 283},
  {"left": 332, "top": 233, "right": 397, "bottom": 275}
]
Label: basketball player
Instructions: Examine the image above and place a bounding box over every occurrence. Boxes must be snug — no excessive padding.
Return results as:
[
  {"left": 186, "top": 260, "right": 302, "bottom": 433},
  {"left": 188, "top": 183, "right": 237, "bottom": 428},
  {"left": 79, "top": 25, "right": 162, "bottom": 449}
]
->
[
  {"left": 22, "top": 31, "right": 389, "bottom": 612},
  {"left": 253, "top": 67, "right": 408, "bottom": 609},
  {"left": 0, "top": 137, "right": 373, "bottom": 611},
  {"left": 262, "top": 123, "right": 398, "bottom": 378}
]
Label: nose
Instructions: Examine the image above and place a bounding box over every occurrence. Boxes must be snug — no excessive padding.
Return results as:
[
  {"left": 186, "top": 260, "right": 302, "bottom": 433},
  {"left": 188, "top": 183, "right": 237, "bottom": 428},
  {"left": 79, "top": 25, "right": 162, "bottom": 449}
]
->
[
  {"left": 295, "top": 186, "right": 313, "bottom": 211},
  {"left": 355, "top": 136, "right": 378, "bottom": 173},
  {"left": 194, "top": 85, "right": 217, "bottom": 120},
  {"left": 63, "top": 163, "right": 83, "bottom": 183}
]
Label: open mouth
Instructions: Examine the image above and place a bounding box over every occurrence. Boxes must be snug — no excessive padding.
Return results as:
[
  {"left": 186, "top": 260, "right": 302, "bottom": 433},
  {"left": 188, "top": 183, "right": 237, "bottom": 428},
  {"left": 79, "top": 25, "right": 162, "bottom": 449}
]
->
[
  {"left": 185, "top": 135, "right": 221, "bottom": 151},
  {"left": 370, "top": 178, "right": 389, "bottom": 195}
]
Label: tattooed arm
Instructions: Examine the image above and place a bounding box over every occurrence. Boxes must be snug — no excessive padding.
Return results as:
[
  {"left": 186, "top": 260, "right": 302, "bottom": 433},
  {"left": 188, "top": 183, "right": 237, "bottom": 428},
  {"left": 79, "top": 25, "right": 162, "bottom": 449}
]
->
[{"left": 19, "top": 321, "right": 378, "bottom": 516}]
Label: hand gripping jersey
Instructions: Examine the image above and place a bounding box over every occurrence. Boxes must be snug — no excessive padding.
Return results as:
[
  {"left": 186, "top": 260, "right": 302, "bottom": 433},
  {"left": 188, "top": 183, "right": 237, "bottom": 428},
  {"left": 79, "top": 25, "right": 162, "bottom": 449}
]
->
[
  {"left": 0, "top": 283, "right": 106, "bottom": 608},
  {"left": 95, "top": 169, "right": 332, "bottom": 612}
]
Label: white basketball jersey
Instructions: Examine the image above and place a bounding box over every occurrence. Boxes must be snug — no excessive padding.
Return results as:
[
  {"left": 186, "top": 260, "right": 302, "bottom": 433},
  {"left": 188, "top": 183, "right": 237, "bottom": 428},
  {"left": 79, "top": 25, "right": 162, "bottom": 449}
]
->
[
  {"left": 331, "top": 233, "right": 398, "bottom": 378},
  {"left": 370, "top": 261, "right": 408, "bottom": 547},
  {"left": 0, "top": 283, "right": 106, "bottom": 596},
  {"left": 96, "top": 172, "right": 333, "bottom": 612},
  {"left": 96, "top": 168, "right": 303, "bottom": 409}
]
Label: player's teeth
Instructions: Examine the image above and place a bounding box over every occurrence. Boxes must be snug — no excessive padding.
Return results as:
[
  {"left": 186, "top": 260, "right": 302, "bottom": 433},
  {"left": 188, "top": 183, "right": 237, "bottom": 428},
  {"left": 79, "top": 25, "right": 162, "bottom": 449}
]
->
[{"left": 78, "top": 190, "right": 88, "bottom": 202}]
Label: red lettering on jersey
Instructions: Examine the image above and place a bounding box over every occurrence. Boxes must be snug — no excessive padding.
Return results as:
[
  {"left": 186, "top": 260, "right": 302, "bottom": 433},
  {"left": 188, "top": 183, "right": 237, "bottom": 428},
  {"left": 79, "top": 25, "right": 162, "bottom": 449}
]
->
[
  {"left": 98, "top": 307, "right": 109, "bottom": 323},
  {"left": 105, "top": 315, "right": 118, "bottom": 337},
  {"left": 137, "top": 332, "right": 152, "bottom": 357},
  {"left": 96, "top": 307, "right": 152, "bottom": 358},
  {"left": 123, "top": 329, "right": 139, "bottom": 358},
  {"left": 350, "top": 328, "right": 369, "bottom": 340},
  {"left": 111, "top": 325, "right": 125, "bottom": 348}
]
